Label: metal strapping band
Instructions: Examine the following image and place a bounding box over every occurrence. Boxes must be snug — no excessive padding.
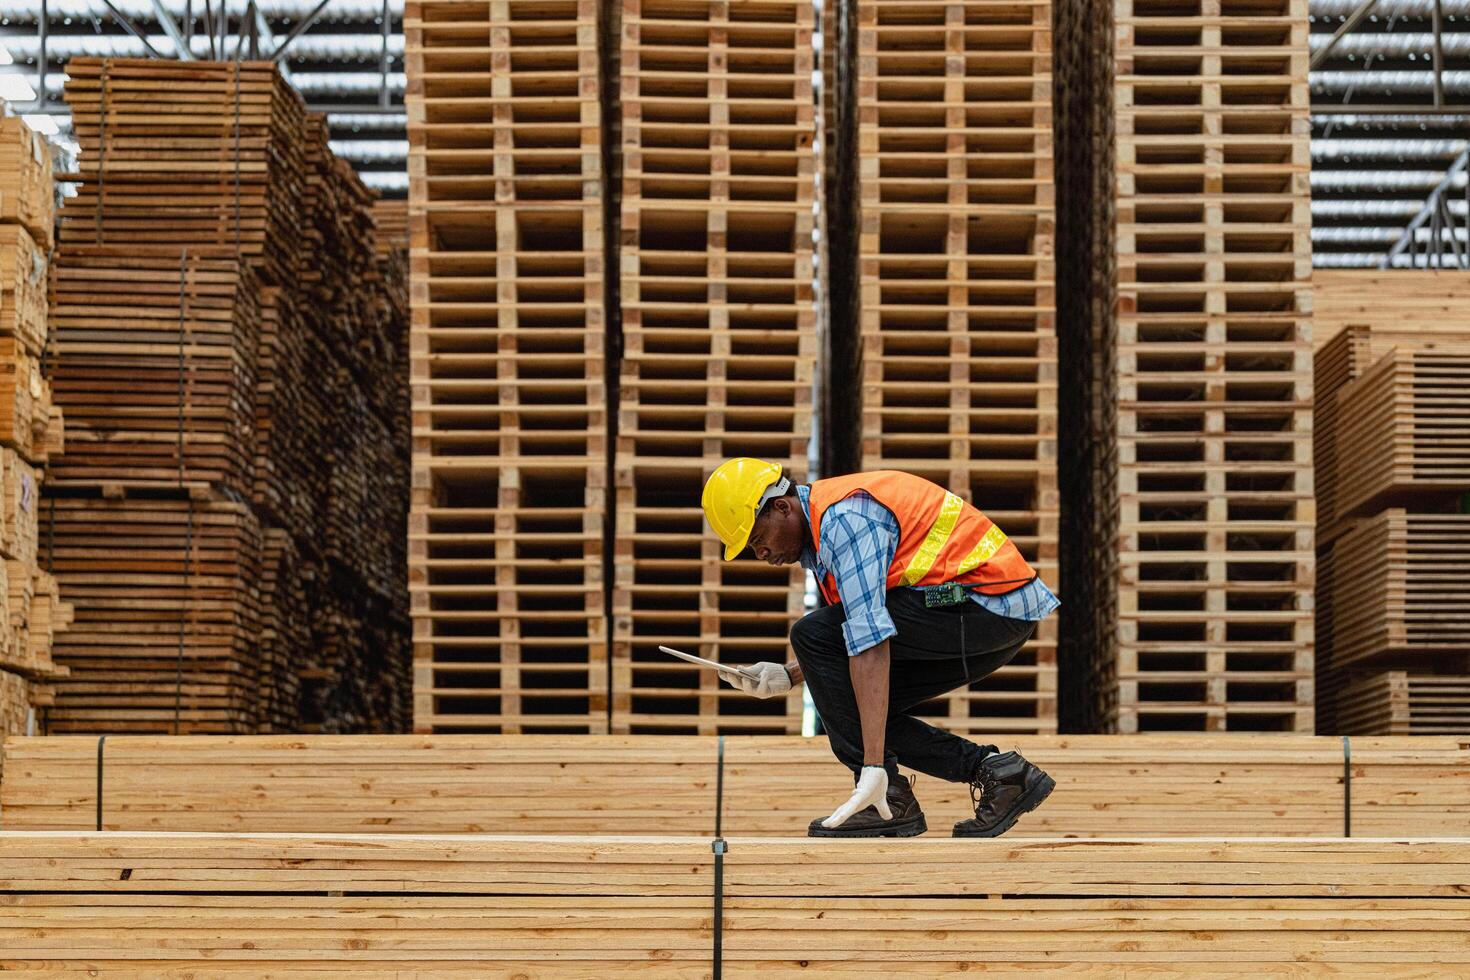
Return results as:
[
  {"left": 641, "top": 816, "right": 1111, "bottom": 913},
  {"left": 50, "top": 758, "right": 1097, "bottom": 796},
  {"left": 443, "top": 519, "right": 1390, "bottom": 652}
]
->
[
  {"left": 97, "top": 61, "right": 108, "bottom": 244},
  {"left": 232, "top": 62, "right": 241, "bottom": 254},
  {"left": 711, "top": 735, "right": 726, "bottom": 976},
  {"left": 95, "top": 735, "right": 106, "bottom": 831},
  {"left": 173, "top": 251, "right": 191, "bottom": 737},
  {"left": 711, "top": 838, "right": 725, "bottom": 978},
  {"left": 1342, "top": 735, "right": 1352, "bottom": 838},
  {"left": 901, "top": 491, "right": 964, "bottom": 585}
]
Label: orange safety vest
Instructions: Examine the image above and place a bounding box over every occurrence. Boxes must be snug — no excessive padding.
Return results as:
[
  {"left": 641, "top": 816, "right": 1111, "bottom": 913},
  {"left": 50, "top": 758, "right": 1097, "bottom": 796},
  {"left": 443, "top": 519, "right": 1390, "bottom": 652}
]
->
[{"left": 808, "top": 471, "right": 1036, "bottom": 605}]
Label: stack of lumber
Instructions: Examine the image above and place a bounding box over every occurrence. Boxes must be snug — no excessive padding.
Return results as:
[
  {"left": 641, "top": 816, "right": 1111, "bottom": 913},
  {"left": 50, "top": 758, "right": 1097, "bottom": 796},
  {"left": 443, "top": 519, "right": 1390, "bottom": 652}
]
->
[
  {"left": 1337, "top": 672, "right": 1470, "bottom": 735},
  {"left": 7, "top": 733, "right": 1468, "bottom": 837},
  {"left": 1313, "top": 269, "right": 1470, "bottom": 348},
  {"left": 1056, "top": 0, "right": 1315, "bottom": 732},
  {"left": 0, "top": 110, "right": 68, "bottom": 752},
  {"left": 0, "top": 117, "right": 55, "bottom": 251},
  {"left": 406, "top": 0, "right": 610, "bottom": 733},
  {"left": 829, "top": 0, "right": 1058, "bottom": 734},
  {"left": 0, "top": 833, "right": 1467, "bottom": 972},
  {"left": 611, "top": 0, "right": 816, "bottom": 734},
  {"left": 58, "top": 59, "right": 308, "bottom": 286},
  {"left": 43, "top": 59, "right": 409, "bottom": 735},
  {"left": 1310, "top": 285, "right": 1470, "bottom": 733},
  {"left": 372, "top": 198, "right": 409, "bottom": 252}
]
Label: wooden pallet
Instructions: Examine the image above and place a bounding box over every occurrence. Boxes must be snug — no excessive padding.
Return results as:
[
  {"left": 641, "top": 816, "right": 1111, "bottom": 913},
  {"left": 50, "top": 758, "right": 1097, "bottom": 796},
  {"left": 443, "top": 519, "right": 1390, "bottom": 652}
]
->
[
  {"left": 1056, "top": 0, "right": 1314, "bottom": 733},
  {"left": 407, "top": 0, "right": 610, "bottom": 734},
  {"left": 610, "top": 0, "right": 817, "bottom": 734},
  {"left": 1, "top": 833, "right": 1469, "bottom": 972},
  {"left": 844, "top": 0, "right": 1059, "bottom": 735}
]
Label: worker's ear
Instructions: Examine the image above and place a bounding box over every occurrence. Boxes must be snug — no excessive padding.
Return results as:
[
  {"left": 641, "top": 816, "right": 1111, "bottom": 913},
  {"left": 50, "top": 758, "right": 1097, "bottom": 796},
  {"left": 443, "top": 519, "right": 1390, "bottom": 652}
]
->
[{"left": 770, "top": 495, "right": 793, "bottom": 516}]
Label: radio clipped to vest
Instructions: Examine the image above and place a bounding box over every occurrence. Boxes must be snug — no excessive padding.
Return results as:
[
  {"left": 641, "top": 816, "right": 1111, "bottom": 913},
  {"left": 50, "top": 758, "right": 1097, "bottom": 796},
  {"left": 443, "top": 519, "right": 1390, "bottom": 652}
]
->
[{"left": 921, "top": 583, "right": 969, "bottom": 607}]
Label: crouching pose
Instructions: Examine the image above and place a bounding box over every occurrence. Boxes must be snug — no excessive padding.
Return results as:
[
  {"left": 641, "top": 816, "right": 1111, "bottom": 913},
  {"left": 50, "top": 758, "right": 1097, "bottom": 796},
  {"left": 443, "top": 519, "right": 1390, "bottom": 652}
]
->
[{"left": 702, "top": 458, "right": 1059, "bottom": 838}]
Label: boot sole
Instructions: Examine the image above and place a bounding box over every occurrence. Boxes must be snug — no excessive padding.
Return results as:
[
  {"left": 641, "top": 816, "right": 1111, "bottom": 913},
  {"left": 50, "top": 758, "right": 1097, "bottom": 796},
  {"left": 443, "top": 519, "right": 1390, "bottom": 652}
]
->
[
  {"left": 808, "top": 813, "right": 928, "bottom": 838},
  {"left": 951, "top": 773, "right": 1056, "bottom": 838}
]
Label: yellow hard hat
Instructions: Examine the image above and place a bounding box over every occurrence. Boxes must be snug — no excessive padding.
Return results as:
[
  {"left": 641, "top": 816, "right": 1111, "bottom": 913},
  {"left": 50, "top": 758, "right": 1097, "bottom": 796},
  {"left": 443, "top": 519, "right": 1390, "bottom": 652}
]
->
[{"left": 702, "top": 457, "right": 785, "bottom": 560}]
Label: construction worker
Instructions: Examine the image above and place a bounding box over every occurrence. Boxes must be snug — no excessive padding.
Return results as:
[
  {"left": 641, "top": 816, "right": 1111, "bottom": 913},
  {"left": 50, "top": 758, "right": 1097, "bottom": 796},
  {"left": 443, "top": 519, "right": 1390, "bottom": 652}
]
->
[{"left": 702, "top": 457, "right": 1060, "bottom": 838}]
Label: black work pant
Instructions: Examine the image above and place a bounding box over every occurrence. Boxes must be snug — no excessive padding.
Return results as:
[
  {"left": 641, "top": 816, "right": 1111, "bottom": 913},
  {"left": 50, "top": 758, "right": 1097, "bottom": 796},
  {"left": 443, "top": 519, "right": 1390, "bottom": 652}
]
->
[{"left": 790, "top": 588, "right": 1036, "bottom": 785}]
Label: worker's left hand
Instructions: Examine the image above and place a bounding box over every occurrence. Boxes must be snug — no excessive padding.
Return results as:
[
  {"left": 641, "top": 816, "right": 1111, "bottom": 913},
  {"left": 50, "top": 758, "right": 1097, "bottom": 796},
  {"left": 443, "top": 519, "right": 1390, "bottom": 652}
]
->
[{"left": 821, "top": 765, "right": 890, "bottom": 828}]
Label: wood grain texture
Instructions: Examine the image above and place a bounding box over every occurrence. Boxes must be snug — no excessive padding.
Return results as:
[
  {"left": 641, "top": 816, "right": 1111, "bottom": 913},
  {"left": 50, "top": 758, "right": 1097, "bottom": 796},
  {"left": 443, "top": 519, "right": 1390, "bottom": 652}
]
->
[{"left": 4, "top": 733, "right": 1466, "bottom": 837}]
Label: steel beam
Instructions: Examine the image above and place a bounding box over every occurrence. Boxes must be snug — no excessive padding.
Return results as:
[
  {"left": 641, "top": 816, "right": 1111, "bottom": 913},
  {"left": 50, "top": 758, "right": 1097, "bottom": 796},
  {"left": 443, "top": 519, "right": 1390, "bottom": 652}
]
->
[
  {"left": 147, "top": 0, "right": 196, "bottom": 59},
  {"left": 1384, "top": 146, "right": 1470, "bottom": 267},
  {"left": 1310, "top": 0, "right": 1384, "bottom": 70},
  {"left": 37, "top": 0, "right": 48, "bottom": 105},
  {"left": 270, "top": 0, "right": 337, "bottom": 64},
  {"left": 97, "top": 0, "right": 167, "bottom": 59}
]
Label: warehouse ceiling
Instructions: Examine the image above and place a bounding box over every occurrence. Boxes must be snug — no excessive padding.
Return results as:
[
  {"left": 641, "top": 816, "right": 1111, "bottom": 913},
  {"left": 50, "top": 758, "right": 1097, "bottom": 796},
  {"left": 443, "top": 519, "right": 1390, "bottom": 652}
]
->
[
  {"left": 0, "top": 0, "right": 407, "bottom": 195},
  {"left": 1, "top": 0, "right": 1466, "bottom": 264},
  {"left": 1311, "top": 0, "right": 1470, "bottom": 267}
]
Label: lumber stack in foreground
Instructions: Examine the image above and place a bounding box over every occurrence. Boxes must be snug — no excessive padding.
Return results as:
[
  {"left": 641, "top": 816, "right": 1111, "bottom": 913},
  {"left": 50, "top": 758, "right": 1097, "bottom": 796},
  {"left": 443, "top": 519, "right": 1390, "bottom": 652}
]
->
[
  {"left": 45, "top": 59, "right": 409, "bottom": 735},
  {"left": 5, "top": 733, "right": 1466, "bottom": 838},
  {"left": 0, "top": 832, "right": 1467, "bottom": 973},
  {"left": 0, "top": 109, "right": 69, "bottom": 750}
]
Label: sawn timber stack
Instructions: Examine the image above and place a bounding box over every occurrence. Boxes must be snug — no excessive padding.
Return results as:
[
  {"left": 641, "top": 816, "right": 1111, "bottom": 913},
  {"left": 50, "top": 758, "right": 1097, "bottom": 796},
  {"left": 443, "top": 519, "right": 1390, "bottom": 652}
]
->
[{"left": 43, "top": 59, "right": 409, "bottom": 735}]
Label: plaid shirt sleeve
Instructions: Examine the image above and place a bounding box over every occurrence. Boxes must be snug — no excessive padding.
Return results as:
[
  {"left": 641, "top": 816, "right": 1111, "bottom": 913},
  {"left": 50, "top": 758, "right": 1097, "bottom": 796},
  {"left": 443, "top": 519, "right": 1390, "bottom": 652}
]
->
[{"left": 816, "top": 495, "right": 901, "bottom": 656}]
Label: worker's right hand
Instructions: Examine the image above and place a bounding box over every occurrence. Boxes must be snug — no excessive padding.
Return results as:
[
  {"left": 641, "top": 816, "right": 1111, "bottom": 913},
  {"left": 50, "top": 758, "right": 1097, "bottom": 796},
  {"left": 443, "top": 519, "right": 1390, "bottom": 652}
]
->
[{"left": 719, "top": 662, "right": 792, "bottom": 699}]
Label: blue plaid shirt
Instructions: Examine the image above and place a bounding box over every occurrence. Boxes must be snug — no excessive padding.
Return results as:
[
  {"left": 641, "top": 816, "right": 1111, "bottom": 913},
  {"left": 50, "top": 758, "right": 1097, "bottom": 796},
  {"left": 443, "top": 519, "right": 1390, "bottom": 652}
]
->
[{"left": 795, "top": 484, "right": 1060, "bottom": 657}]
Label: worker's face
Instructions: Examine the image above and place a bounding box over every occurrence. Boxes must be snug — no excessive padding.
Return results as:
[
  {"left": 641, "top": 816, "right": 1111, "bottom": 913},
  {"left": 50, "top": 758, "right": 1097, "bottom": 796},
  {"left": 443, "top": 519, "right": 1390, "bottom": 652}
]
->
[{"left": 746, "top": 495, "right": 804, "bottom": 566}]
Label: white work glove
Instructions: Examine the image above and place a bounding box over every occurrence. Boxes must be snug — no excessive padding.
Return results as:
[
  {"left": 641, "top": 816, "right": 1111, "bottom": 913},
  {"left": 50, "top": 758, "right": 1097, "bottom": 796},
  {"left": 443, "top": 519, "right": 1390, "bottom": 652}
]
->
[
  {"left": 718, "top": 662, "right": 792, "bottom": 699},
  {"left": 821, "top": 765, "right": 890, "bottom": 828}
]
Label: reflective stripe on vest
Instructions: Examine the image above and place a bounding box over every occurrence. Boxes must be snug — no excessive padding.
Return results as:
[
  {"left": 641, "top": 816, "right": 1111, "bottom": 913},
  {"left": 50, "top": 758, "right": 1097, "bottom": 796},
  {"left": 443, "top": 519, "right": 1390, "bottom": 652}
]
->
[{"left": 900, "top": 491, "right": 965, "bottom": 586}]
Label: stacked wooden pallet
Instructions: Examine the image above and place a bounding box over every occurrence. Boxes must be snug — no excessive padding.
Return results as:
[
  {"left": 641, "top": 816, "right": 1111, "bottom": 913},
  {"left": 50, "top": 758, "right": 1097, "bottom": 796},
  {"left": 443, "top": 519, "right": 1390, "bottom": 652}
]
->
[
  {"left": 407, "top": 0, "right": 610, "bottom": 733},
  {"left": 8, "top": 733, "right": 1467, "bottom": 837},
  {"left": 1, "top": 833, "right": 1468, "bottom": 972},
  {"left": 44, "top": 59, "right": 409, "bottom": 735},
  {"left": 610, "top": 0, "right": 816, "bottom": 735},
  {"left": 835, "top": 0, "right": 1057, "bottom": 735},
  {"left": 1057, "top": 0, "right": 1315, "bottom": 732},
  {"left": 0, "top": 111, "right": 68, "bottom": 749},
  {"left": 1310, "top": 280, "right": 1470, "bottom": 734}
]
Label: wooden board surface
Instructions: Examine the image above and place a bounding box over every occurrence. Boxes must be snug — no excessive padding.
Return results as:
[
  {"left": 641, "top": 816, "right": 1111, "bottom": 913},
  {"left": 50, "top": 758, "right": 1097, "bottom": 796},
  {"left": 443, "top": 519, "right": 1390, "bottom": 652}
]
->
[
  {"left": 1, "top": 832, "right": 1468, "bottom": 973},
  {"left": 5, "top": 733, "right": 1467, "bottom": 838}
]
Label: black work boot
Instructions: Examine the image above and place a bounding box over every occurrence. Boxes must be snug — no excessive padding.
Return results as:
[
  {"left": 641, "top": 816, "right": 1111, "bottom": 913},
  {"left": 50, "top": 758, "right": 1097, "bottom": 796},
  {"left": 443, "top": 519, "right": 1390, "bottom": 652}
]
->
[
  {"left": 808, "top": 772, "right": 928, "bottom": 838},
  {"left": 952, "top": 751, "right": 1055, "bottom": 838}
]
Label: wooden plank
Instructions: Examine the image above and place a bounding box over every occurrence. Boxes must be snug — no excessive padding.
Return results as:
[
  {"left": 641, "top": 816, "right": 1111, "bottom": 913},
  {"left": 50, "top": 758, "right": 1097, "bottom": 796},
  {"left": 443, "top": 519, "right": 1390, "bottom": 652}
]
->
[{"left": 5, "top": 733, "right": 1466, "bottom": 838}]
